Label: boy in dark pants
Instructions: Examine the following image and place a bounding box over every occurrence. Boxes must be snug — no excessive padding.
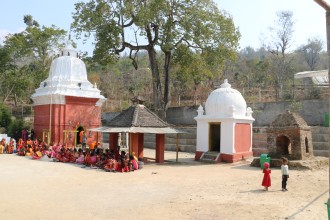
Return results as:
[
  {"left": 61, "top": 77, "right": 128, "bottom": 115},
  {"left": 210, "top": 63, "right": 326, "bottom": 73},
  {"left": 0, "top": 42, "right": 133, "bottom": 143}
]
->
[{"left": 281, "top": 157, "right": 289, "bottom": 191}]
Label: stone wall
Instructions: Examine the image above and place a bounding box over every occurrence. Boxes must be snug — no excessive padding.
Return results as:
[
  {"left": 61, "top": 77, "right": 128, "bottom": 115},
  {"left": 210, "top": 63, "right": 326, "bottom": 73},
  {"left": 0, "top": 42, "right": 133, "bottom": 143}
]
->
[
  {"left": 101, "top": 100, "right": 328, "bottom": 155},
  {"left": 163, "top": 99, "right": 329, "bottom": 127}
]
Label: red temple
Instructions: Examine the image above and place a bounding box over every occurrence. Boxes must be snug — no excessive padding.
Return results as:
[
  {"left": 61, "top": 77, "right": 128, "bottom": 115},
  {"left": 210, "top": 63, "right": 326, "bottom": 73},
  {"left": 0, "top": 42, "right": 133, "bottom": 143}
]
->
[{"left": 31, "top": 41, "right": 105, "bottom": 145}]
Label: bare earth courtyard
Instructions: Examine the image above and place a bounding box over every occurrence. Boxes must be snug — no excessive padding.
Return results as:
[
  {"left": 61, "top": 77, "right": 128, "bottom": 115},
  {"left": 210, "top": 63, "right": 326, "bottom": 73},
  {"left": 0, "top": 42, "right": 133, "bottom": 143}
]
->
[{"left": 0, "top": 150, "right": 328, "bottom": 220}]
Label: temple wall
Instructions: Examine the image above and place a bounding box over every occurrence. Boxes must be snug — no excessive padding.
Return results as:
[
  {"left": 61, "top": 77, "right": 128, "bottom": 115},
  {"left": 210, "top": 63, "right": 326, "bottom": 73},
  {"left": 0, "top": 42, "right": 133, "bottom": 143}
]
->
[
  {"left": 234, "top": 123, "right": 251, "bottom": 153},
  {"left": 33, "top": 96, "right": 102, "bottom": 144}
]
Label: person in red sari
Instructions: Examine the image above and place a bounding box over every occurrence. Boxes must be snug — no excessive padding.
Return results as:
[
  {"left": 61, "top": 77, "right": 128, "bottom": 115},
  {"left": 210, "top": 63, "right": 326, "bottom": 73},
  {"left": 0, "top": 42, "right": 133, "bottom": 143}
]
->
[
  {"left": 262, "top": 162, "right": 271, "bottom": 191},
  {"left": 56, "top": 148, "right": 65, "bottom": 162},
  {"left": 84, "top": 150, "right": 92, "bottom": 167},
  {"left": 62, "top": 148, "right": 71, "bottom": 163}
]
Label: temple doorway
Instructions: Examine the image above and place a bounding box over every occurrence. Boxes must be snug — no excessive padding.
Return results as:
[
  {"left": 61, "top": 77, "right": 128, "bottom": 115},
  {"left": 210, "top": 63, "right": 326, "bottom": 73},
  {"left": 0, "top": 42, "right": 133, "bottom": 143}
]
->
[
  {"left": 209, "top": 123, "right": 221, "bottom": 152},
  {"left": 77, "top": 126, "right": 84, "bottom": 144},
  {"left": 276, "top": 135, "right": 291, "bottom": 155}
]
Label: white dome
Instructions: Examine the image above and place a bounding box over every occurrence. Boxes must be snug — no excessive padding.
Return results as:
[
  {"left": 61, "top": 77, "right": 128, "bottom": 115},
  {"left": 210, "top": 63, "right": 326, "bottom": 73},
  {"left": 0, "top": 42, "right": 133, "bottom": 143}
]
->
[
  {"left": 31, "top": 41, "right": 105, "bottom": 106},
  {"left": 205, "top": 79, "right": 247, "bottom": 117}
]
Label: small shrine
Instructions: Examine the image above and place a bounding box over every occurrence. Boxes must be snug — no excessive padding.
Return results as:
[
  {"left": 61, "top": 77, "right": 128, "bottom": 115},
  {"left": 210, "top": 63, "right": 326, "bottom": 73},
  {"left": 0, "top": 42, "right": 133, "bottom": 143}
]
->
[
  {"left": 267, "top": 110, "right": 314, "bottom": 160},
  {"left": 90, "top": 97, "right": 181, "bottom": 163},
  {"left": 194, "top": 79, "right": 254, "bottom": 163},
  {"left": 31, "top": 40, "right": 106, "bottom": 145}
]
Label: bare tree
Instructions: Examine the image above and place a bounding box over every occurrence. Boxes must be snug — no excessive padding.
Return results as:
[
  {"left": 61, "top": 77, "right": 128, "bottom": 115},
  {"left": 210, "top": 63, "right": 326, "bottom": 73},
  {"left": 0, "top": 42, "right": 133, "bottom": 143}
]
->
[{"left": 267, "top": 11, "right": 295, "bottom": 100}]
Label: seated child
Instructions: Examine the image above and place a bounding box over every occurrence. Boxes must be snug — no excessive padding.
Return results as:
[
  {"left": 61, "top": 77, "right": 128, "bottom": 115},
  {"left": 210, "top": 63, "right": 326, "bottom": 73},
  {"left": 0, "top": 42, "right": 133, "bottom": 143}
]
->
[
  {"left": 90, "top": 151, "right": 97, "bottom": 167},
  {"left": 130, "top": 155, "right": 139, "bottom": 171},
  {"left": 84, "top": 150, "right": 92, "bottom": 167},
  {"left": 25, "top": 146, "right": 33, "bottom": 157},
  {"left": 32, "top": 150, "right": 43, "bottom": 160},
  {"left": 76, "top": 150, "right": 85, "bottom": 164},
  {"left": 104, "top": 155, "right": 117, "bottom": 172}
]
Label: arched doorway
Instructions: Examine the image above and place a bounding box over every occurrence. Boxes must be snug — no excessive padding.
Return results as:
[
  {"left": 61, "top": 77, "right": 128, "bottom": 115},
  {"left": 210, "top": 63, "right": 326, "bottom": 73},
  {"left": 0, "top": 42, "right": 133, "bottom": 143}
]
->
[
  {"left": 276, "top": 135, "right": 291, "bottom": 155},
  {"left": 77, "top": 126, "right": 84, "bottom": 145}
]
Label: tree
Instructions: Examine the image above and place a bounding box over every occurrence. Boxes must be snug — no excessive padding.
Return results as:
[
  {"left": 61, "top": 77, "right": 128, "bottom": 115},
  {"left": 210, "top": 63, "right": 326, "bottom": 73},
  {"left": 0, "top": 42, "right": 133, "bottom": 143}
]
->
[
  {"left": 71, "top": 0, "right": 240, "bottom": 116},
  {"left": 0, "top": 104, "right": 12, "bottom": 130},
  {"left": 299, "top": 37, "right": 323, "bottom": 71},
  {"left": 1, "top": 15, "right": 66, "bottom": 105},
  {"left": 267, "top": 11, "right": 295, "bottom": 100}
]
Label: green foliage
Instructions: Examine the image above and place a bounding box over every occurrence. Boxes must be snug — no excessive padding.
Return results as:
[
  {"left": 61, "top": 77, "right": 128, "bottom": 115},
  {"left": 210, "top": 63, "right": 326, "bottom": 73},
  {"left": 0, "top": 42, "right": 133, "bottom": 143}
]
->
[
  {"left": 0, "top": 104, "right": 12, "bottom": 129},
  {"left": 0, "top": 15, "right": 66, "bottom": 105},
  {"left": 7, "top": 119, "right": 25, "bottom": 137},
  {"left": 72, "top": 0, "right": 240, "bottom": 111}
]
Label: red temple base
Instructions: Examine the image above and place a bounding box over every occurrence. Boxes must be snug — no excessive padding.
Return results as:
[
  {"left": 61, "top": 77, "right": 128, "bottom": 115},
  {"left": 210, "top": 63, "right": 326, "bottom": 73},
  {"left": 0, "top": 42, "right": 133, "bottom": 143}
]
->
[{"left": 220, "top": 151, "right": 253, "bottom": 163}]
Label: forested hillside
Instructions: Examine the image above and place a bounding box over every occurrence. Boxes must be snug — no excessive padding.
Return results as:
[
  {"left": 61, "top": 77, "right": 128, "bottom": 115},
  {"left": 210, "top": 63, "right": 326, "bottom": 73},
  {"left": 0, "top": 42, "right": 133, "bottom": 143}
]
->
[{"left": 0, "top": 6, "right": 328, "bottom": 133}]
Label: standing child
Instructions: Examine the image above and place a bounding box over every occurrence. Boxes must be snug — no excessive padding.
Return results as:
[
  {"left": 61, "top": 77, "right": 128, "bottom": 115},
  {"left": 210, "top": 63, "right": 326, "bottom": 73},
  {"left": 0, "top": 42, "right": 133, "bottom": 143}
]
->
[
  {"left": 262, "top": 162, "right": 271, "bottom": 191},
  {"left": 281, "top": 157, "right": 289, "bottom": 191}
]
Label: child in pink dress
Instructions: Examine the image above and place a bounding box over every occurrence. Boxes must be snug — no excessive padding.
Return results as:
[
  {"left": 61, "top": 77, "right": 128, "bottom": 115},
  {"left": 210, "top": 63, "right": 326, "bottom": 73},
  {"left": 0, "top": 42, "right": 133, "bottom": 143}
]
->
[{"left": 262, "top": 162, "right": 271, "bottom": 191}]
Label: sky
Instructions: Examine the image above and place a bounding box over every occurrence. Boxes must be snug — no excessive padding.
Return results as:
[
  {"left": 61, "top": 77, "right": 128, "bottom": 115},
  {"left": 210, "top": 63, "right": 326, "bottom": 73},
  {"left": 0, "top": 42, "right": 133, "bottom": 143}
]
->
[{"left": 0, "top": 0, "right": 328, "bottom": 55}]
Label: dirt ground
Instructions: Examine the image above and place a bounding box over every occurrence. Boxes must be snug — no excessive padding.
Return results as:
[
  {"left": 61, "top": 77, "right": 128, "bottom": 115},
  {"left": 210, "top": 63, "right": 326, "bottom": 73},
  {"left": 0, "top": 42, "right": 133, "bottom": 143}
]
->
[{"left": 0, "top": 150, "right": 328, "bottom": 220}]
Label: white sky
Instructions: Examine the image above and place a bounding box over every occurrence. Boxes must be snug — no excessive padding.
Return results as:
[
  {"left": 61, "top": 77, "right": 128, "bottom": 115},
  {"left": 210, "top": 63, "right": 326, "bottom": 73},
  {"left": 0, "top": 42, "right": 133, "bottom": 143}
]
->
[
  {"left": 0, "top": 0, "right": 328, "bottom": 54},
  {"left": 217, "top": 0, "right": 327, "bottom": 50}
]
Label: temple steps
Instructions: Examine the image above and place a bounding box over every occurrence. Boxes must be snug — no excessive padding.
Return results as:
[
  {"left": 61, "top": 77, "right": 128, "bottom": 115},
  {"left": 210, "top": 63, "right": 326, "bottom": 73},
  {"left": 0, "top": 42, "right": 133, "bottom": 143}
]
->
[
  {"left": 200, "top": 151, "right": 221, "bottom": 163},
  {"left": 313, "top": 142, "right": 329, "bottom": 150},
  {"left": 144, "top": 127, "right": 196, "bottom": 152},
  {"left": 311, "top": 126, "right": 329, "bottom": 157},
  {"left": 313, "top": 150, "right": 329, "bottom": 157}
]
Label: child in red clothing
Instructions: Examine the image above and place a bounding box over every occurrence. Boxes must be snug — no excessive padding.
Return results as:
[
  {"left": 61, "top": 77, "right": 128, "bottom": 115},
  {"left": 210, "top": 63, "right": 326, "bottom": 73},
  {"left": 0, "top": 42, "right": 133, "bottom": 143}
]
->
[{"left": 262, "top": 162, "right": 271, "bottom": 191}]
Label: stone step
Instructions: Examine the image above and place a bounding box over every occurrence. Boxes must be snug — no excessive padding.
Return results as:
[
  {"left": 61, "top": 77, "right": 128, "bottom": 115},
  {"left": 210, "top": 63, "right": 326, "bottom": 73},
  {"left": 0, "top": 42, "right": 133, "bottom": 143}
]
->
[
  {"left": 166, "top": 133, "right": 196, "bottom": 139},
  {"left": 200, "top": 151, "right": 221, "bottom": 163},
  {"left": 164, "top": 138, "right": 196, "bottom": 145},
  {"left": 311, "top": 126, "right": 329, "bottom": 134},
  {"left": 199, "top": 158, "right": 218, "bottom": 164},
  {"left": 165, "top": 135, "right": 196, "bottom": 141},
  {"left": 144, "top": 142, "right": 196, "bottom": 152},
  {"left": 313, "top": 142, "right": 329, "bottom": 150},
  {"left": 165, "top": 139, "right": 196, "bottom": 145},
  {"left": 311, "top": 133, "right": 328, "bottom": 142},
  {"left": 313, "top": 150, "right": 329, "bottom": 157},
  {"left": 144, "top": 137, "right": 196, "bottom": 146}
]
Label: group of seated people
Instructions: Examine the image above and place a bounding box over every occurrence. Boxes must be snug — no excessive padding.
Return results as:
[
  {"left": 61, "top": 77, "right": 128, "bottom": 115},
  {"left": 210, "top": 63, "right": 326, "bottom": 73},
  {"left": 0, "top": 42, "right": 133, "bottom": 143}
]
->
[
  {"left": 0, "top": 138, "right": 16, "bottom": 154},
  {"left": 14, "top": 138, "right": 139, "bottom": 172},
  {"left": 52, "top": 147, "right": 139, "bottom": 172},
  {"left": 16, "top": 138, "right": 49, "bottom": 159}
]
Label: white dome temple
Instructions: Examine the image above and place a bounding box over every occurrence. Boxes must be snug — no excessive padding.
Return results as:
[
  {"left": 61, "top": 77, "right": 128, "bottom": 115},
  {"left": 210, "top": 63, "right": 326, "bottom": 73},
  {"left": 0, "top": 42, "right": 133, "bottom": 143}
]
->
[
  {"left": 31, "top": 41, "right": 105, "bottom": 106},
  {"left": 31, "top": 40, "right": 106, "bottom": 145},
  {"left": 194, "top": 79, "right": 254, "bottom": 163}
]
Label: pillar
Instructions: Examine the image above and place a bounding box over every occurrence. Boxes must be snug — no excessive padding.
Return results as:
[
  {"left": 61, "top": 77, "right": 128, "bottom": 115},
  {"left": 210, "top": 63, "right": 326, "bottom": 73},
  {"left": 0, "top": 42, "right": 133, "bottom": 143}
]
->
[
  {"left": 109, "top": 133, "right": 118, "bottom": 151},
  {"left": 138, "top": 133, "right": 144, "bottom": 160},
  {"left": 156, "top": 134, "right": 165, "bottom": 163},
  {"left": 130, "top": 133, "right": 139, "bottom": 155}
]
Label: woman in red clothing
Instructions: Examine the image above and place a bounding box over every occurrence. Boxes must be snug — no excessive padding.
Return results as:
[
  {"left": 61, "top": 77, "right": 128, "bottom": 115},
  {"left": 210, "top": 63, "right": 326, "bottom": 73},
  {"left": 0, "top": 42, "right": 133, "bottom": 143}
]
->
[{"left": 262, "top": 162, "right": 271, "bottom": 191}]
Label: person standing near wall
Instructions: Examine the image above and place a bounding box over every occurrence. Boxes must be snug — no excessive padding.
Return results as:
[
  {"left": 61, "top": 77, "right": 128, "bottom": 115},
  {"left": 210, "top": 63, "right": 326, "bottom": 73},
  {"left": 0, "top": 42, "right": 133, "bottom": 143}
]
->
[{"left": 82, "top": 132, "right": 87, "bottom": 150}]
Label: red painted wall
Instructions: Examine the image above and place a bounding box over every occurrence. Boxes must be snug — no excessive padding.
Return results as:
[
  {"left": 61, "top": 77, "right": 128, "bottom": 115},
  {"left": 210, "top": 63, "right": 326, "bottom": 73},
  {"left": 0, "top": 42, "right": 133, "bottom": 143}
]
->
[
  {"left": 33, "top": 96, "right": 102, "bottom": 144},
  {"left": 234, "top": 123, "right": 251, "bottom": 153}
]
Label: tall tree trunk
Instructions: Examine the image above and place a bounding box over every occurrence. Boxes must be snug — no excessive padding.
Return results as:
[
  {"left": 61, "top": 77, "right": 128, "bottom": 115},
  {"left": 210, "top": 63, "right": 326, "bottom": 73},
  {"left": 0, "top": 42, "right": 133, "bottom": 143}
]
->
[
  {"left": 147, "top": 46, "right": 163, "bottom": 117},
  {"left": 163, "top": 51, "right": 171, "bottom": 115}
]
